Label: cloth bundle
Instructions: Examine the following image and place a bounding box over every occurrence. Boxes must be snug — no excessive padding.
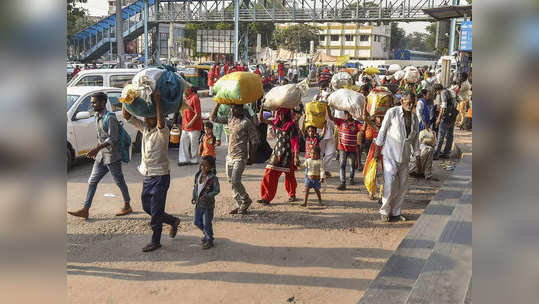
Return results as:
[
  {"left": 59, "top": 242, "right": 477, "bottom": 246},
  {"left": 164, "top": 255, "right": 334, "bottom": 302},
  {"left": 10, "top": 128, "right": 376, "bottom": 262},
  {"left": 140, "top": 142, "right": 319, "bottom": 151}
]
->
[
  {"left": 263, "top": 78, "right": 309, "bottom": 110},
  {"left": 121, "top": 66, "right": 185, "bottom": 117},
  {"left": 404, "top": 66, "right": 420, "bottom": 83},
  {"left": 212, "top": 72, "right": 264, "bottom": 105},
  {"left": 330, "top": 72, "right": 353, "bottom": 90},
  {"left": 327, "top": 88, "right": 365, "bottom": 120}
]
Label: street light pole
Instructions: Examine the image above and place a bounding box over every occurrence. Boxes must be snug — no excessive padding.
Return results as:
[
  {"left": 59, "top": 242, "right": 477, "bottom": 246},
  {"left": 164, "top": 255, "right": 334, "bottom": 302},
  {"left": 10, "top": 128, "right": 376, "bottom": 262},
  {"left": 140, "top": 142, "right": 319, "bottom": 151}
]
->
[{"left": 144, "top": 0, "right": 149, "bottom": 67}]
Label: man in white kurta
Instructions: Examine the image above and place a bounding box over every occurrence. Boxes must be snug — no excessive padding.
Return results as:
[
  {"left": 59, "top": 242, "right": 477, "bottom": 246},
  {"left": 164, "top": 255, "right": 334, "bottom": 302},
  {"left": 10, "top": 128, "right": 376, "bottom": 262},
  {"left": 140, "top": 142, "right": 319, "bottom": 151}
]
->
[{"left": 374, "top": 93, "right": 420, "bottom": 222}]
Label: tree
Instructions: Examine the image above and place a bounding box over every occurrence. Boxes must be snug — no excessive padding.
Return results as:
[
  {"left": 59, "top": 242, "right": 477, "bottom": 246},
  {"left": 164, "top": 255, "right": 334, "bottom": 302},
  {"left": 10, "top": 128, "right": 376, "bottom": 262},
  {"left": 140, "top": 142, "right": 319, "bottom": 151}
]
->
[
  {"left": 67, "top": 0, "right": 89, "bottom": 39},
  {"left": 272, "top": 24, "right": 319, "bottom": 52},
  {"left": 404, "top": 32, "right": 432, "bottom": 51},
  {"left": 390, "top": 23, "right": 406, "bottom": 50}
]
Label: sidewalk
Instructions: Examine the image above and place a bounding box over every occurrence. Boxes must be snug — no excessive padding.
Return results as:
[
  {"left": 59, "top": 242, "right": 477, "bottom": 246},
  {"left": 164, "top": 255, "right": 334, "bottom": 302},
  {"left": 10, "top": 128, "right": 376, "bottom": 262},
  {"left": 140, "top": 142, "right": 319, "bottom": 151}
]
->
[{"left": 359, "top": 129, "right": 472, "bottom": 304}]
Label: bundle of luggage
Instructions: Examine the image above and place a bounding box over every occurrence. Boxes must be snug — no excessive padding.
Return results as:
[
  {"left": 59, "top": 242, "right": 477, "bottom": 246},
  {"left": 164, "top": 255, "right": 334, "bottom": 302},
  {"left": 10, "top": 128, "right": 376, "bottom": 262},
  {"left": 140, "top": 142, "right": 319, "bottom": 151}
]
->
[
  {"left": 263, "top": 78, "right": 309, "bottom": 110},
  {"left": 327, "top": 88, "right": 365, "bottom": 120},
  {"left": 120, "top": 66, "right": 185, "bottom": 117},
  {"left": 330, "top": 72, "right": 353, "bottom": 90},
  {"left": 304, "top": 100, "right": 328, "bottom": 129},
  {"left": 212, "top": 72, "right": 264, "bottom": 105},
  {"left": 366, "top": 86, "right": 392, "bottom": 117}
]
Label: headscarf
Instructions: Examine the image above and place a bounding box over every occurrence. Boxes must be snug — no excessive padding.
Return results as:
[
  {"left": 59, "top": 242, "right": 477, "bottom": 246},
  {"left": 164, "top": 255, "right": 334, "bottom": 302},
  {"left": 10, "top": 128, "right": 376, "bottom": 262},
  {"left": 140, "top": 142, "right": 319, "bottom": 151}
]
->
[{"left": 272, "top": 108, "right": 295, "bottom": 132}]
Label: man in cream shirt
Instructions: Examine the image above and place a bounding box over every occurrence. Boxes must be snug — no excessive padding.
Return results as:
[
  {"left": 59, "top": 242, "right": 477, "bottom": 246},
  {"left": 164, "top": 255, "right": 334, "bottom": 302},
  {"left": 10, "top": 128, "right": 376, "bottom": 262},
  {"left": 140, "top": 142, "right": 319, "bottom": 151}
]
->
[
  {"left": 374, "top": 92, "right": 420, "bottom": 222},
  {"left": 123, "top": 90, "right": 181, "bottom": 252}
]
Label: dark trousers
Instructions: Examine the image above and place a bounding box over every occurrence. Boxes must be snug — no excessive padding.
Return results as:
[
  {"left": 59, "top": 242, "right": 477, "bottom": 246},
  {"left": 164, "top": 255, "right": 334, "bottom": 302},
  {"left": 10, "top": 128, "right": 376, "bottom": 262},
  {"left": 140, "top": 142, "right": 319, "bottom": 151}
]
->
[
  {"left": 141, "top": 174, "right": 176, "bottom": 245},
  {"left": 339, "top": 150, "right": 357, "bottom": 185},
  {"left": 194, "top": 206, "right": 215, "bottom": 241}
]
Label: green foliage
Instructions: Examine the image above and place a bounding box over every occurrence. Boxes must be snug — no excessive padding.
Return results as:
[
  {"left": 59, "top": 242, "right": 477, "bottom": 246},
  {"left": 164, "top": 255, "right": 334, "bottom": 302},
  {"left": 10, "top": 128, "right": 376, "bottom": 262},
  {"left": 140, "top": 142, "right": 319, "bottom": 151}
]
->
[
  {"left": 272, "top": 24, "right": 318, "bottom": 52},
  {"left": 390, "top": 23, "right": 406, "bottom": 49},
  {"left": 67, "top": 0, "right": 89, "bottom": 40}
]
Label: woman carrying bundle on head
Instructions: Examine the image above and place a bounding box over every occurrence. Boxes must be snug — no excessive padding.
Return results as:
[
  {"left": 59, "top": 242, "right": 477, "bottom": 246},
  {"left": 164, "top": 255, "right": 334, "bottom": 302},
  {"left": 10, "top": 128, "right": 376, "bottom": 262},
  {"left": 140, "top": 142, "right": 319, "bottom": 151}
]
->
[{"left": 257, "top": 107, "right": 300, "bottom": 205}]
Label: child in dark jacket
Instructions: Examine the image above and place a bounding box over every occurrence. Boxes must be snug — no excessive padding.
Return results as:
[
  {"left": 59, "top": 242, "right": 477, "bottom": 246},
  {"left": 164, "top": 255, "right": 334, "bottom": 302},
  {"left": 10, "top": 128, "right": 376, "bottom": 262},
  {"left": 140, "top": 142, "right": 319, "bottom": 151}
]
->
[{"left": 192, "top": 155, "right": 220, "bottom": 249}]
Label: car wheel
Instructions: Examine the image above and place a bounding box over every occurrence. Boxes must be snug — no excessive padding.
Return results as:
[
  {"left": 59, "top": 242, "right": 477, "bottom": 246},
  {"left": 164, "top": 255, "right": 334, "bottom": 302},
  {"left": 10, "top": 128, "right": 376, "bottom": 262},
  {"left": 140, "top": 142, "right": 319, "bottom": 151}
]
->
[
  {"left": 67, "top": 145, "right": 74, "bottom": 170},
  {"left": 133, "top": 131, "right": 142, "bottom": 153}
]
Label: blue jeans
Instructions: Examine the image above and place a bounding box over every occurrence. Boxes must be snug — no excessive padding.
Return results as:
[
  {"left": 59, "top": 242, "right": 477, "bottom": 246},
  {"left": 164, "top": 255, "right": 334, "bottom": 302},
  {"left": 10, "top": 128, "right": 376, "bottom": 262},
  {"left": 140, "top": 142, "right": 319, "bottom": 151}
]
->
[
  {"left": 194, "top": 206, "right": 214, "bottom": 241},
  {"left": 434, "top": 119, "right": 455, "bottom": 158},
  {"left": 141, "top": 174, "right": 177, "bottom": 245},
  {"left": 83, "top": 160, "right": 130, "bottom": 209},
  {"left": 339, "top": 150, "right": 357, "bottom": 185}
]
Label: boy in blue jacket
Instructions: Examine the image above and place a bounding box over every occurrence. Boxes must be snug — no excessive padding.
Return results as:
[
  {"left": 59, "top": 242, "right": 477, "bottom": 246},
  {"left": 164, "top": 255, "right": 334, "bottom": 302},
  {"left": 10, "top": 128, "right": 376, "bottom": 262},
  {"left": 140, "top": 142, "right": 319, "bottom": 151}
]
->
[{"left": 192, "top": 155, "right": 220, "bottom": 249}]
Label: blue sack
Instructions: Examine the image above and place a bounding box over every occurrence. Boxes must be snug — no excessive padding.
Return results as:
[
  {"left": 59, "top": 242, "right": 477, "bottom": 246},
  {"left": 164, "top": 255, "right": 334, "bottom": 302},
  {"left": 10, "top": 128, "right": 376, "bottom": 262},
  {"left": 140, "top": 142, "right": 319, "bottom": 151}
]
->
[
  {"left": 103, "top": 112, "right": 132, "bottom": 163},
  {"left": 124, "top": 65, "right": 184, "bottom": 117}
]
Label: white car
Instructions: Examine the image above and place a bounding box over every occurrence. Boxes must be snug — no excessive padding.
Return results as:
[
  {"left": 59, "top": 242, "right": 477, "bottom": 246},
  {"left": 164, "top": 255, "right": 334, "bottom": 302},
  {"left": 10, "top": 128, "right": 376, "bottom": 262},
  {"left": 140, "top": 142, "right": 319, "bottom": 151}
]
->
[
  {"left": 67, "top": 68, "right": 142, "bottom": 88},
  {"left": 67, "top": 86, "right": 141, "bottom": 169}
]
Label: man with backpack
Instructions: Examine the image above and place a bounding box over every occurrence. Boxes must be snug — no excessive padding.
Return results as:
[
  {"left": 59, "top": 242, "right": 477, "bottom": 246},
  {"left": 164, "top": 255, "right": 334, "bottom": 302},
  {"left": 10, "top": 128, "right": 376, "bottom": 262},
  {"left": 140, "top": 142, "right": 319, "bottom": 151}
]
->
[
  {"left": 433, "top": 84, "right": 459, "bottom": 160},
  {"left": 68, "top": 92, "right": 132, "bottom": 220}
]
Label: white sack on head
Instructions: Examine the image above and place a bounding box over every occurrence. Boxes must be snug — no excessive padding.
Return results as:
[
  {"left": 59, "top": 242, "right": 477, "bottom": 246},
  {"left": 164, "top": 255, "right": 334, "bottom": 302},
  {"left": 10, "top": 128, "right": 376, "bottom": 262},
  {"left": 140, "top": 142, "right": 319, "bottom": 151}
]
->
[
  {"left": 394, "top": 70, "right": 405, "bottom": 81},
  {"left": 132, "top": 68, "right": 164, "bottom": 91},
  {"left": 388, "top": 64, "right": 401, "bottom": 74},
  {"left": 330, "top": 72, "right": 353, "bottom": 89},
  {"left": 327, "top": 88, "right": 365, "bottom": 120},
  {"left": 404, "top": 66, "right": 420, "bottom": 83},
  {"left": 263, "top": 83, "right": 303, "bottom": 110}
]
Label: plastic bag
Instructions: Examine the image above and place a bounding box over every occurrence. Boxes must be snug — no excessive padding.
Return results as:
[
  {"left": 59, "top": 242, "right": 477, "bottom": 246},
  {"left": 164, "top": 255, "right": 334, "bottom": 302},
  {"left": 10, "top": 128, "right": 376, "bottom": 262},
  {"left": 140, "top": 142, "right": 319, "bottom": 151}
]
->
[
  {"left": 327, "top": 88, "right": 365, "bottom": 120},
  {"left": 419, "top": 129, "right": 436, "bottom": 147},
  {"left": 404, "top": 66, "right": 420, "bottom": 83},
  {"left": 364, "top": 158, "right": 378, "bottom": 196},
  {"left": 263, "top": 79, "right": 309, "bottom": 110},
  {"left": 304, "top": 100, "right": 328, "bottom": 129},
  {"left": 213, "top": 72, "right": 263, "bottom": 104},
  {"left": 120, "top": 84, "right": 140, "bottom": 105},
  {"left": 330, "top": 72, "right": 353, "bottom": 90},
  {"left": 366, "top": 87, "right": 392, "bottom": 117}
]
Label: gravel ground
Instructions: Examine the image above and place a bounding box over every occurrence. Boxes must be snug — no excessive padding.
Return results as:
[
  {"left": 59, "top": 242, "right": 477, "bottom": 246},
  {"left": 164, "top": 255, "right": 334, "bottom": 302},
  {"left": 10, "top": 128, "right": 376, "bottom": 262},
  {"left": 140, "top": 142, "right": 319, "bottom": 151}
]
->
[{"left": 67, "top": 89, "right": 468, "bottom": 303}]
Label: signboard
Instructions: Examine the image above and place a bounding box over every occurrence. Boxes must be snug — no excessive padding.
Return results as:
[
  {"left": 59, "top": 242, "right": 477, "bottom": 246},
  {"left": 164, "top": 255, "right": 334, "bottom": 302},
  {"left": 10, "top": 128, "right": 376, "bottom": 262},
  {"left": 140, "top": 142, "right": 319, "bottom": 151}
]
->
[
  {"left": 196, "top": 30, "right": 234, "bottom": 54},
  {"left": 460, "top": 21, "right": 472, "bottom": 52}
]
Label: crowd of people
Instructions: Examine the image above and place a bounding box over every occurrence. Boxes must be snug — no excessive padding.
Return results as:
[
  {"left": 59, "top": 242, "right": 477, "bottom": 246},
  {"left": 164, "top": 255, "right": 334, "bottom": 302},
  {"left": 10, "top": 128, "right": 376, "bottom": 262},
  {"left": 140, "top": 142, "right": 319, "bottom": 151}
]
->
[{"left": 68, "top": 62, "right": 471, "bottom": 253}]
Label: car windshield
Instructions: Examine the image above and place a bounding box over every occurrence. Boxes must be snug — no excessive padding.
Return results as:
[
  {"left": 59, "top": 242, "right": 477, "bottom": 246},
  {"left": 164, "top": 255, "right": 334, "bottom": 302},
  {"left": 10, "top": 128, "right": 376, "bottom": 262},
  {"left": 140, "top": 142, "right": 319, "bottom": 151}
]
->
[{"left": 67, "top": 95, "right": 80, "bottom": 111}]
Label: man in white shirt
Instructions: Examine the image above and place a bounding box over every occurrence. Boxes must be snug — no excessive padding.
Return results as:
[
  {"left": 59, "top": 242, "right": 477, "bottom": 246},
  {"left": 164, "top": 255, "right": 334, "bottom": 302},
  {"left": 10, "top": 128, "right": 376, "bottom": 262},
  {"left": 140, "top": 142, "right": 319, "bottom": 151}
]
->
[
  {"left": 123, "top": 90, "right": 181, "bottom": 252},
  {"left": 374, "top": 92, "right": 420, "bottom": 222}
]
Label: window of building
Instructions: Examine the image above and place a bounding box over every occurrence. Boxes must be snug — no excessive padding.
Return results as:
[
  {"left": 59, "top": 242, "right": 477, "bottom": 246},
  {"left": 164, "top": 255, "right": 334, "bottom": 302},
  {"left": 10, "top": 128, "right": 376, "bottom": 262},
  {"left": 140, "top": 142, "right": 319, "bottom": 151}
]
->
[
  {"left": 109, "top": 74, "right": 135, "bottom": 88},
  {"left": 330, "top": 35, "right": 339, "bottom": 42},
  {"left": 359, "top": 35, "right": 369, "bottom": 42},
  {"left": 319, "top": 35, "right": 325, "bottom": 42},
  {"left": 345, "top": 35, "right": 353, "bottom": 42},
  {"left": 374, "top": 35, "right": 378, "bottom": 42}
]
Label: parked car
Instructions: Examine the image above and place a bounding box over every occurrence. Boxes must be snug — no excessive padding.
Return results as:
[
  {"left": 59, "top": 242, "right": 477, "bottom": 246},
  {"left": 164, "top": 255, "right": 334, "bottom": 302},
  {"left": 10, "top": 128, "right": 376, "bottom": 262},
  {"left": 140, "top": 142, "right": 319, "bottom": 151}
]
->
[
  {"left": 66, "top": 86, "right": 141, "bottom": 169},
  {"left": 67, "top": 68, "right": 142, "bottom": 88}
]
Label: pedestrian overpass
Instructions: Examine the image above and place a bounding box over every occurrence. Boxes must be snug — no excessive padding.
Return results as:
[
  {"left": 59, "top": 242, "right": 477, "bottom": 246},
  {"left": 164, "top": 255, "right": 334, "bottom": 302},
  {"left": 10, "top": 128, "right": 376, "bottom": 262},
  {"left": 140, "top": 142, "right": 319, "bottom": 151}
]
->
[{"left": 69, "top": 0, "right": 454, "bottom": 62}]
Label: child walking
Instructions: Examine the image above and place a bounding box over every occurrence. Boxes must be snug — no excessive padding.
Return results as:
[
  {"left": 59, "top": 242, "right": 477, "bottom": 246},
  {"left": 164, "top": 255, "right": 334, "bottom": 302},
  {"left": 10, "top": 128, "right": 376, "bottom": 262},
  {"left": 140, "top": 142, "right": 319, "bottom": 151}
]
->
[
  {"left": 199, "top": 121, "right": 216, "bottom": 158},
  {"left": 327, "top": 109, "right": 362, "bottom": 190},
  {"left": 302, "top": 146, "right": 325, "bottom": 207},
  {"left": 192, "top": 156, "right": 220, "bottom": 249}
]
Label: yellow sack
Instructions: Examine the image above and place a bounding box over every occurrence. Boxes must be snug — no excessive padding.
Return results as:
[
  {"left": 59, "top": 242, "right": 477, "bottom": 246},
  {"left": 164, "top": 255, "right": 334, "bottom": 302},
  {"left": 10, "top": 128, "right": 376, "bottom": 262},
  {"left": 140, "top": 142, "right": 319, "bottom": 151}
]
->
[
  {"left": 364, "top": 157, "right": 378, "bottom": 196},
  {"left": 364, "top": 67, "right": 380, "bottom": 75},
  {"left": 304, "top": 100, "right": 327, "bottom": 129},
  {"left": 212, "top": 72, "right": 264, "bottom": 105}
]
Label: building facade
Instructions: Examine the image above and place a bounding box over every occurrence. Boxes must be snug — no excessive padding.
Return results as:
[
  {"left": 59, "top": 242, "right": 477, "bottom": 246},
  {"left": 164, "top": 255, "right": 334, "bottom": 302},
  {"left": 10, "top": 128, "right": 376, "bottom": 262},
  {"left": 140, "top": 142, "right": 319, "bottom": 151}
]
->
[{"left": 317, "top": 22, "right": 391, "bottom": 59}]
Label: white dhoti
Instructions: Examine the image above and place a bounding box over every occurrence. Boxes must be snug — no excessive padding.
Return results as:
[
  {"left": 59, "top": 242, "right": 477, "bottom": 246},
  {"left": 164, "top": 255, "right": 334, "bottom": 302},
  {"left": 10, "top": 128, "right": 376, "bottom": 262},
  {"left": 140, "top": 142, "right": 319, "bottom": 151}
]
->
[
  {"left": 178, "top": 130, "right": 201, "bottom": 164},
  {"left": 380, "top": 157, "right": 409, "bottom": 216},
  {"left": 319, "top": 138, "right": 336, "bottom": 169}
]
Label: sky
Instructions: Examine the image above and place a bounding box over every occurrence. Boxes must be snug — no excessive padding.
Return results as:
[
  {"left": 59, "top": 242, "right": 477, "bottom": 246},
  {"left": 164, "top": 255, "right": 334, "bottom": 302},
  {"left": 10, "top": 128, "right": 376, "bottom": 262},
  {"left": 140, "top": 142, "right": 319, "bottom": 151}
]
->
[{"left": 80, "top": 0, "right": 431, "bottom": 34}]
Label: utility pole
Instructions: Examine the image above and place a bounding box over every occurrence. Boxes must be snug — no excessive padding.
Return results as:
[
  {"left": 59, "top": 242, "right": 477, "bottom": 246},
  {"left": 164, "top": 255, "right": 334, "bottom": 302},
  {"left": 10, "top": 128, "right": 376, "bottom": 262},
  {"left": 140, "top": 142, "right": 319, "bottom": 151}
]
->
[
  {"left": 234, "top": 0, "right": 239, "bottom": 63},
  {"left": 144, "top": 0, "right": 149, "bottom": 67},
  {"left": 448, "top": 0, "right": 459, "bottom": 56},
  {"left": 115, "top": 0, "right": 124, "bottom": 68}
]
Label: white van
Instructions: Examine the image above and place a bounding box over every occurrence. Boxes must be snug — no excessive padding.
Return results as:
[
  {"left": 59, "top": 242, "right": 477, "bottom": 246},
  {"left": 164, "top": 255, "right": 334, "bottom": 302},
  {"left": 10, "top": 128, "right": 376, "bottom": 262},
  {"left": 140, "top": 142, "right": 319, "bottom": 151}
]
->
[
  {"left": 67, "top": 68, "right": 142, "bottom": 88},
  {"left": 67, "top": 86, "right": 141, "bottom": 169}
]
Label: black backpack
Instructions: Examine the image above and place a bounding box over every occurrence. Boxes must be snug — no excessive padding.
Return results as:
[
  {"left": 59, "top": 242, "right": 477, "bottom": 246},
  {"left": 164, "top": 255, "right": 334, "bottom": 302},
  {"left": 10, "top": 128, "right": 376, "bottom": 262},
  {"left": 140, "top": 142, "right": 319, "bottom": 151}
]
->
[{"left": 442, "top": 89, "right": 459, "bottom": 122}]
